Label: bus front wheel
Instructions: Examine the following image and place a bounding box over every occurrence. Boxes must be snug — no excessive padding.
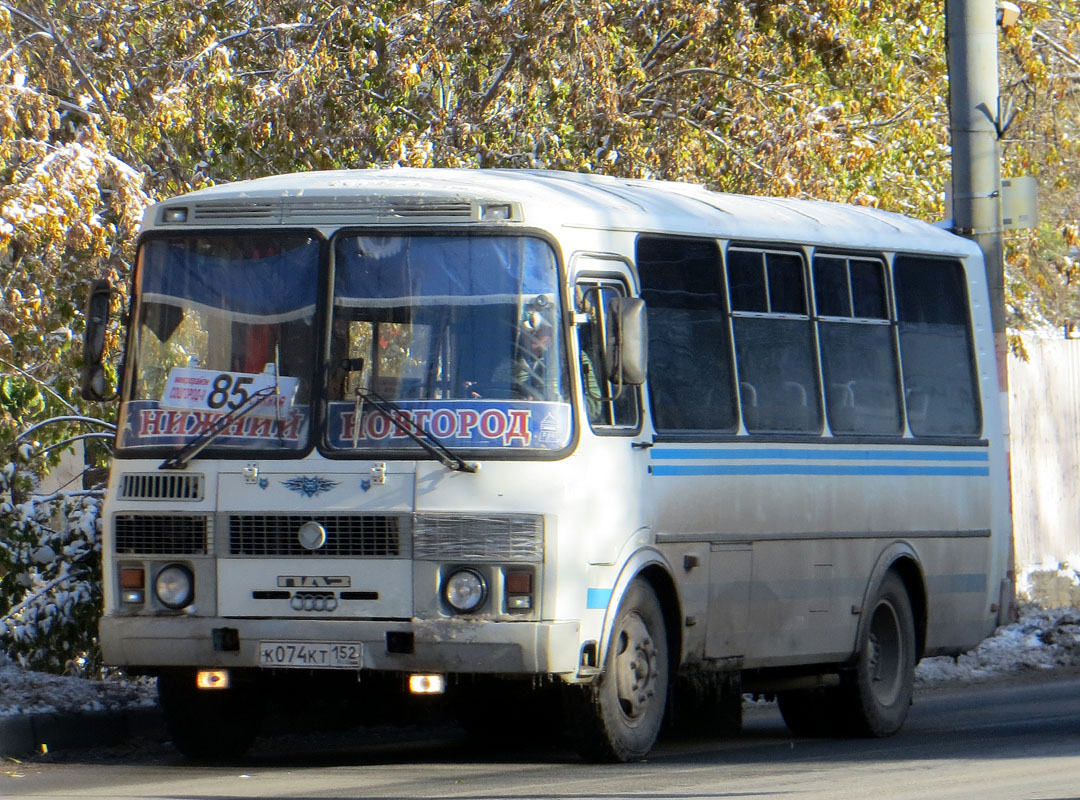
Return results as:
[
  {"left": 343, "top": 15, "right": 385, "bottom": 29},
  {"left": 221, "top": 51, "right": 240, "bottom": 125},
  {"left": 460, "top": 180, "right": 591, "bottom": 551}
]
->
[{"left": 565, "top": 578, "right": 669, "bottom": 762}]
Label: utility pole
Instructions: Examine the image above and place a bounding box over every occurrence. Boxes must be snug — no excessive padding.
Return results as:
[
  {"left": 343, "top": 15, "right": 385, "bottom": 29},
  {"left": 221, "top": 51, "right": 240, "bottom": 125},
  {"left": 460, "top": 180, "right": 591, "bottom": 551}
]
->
[{"left": 945, "top": 0, "right": 1016, "bottom": 624}]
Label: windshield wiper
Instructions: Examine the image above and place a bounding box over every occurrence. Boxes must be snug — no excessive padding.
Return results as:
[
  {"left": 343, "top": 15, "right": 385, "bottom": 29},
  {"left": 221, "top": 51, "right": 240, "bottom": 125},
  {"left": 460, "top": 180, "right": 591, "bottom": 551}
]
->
[
  {"left": 353, "top": 387, "right": 478, "bottom": 473},
  {"left": 159, "top": 385, "right": 278, "bottom": 470}
]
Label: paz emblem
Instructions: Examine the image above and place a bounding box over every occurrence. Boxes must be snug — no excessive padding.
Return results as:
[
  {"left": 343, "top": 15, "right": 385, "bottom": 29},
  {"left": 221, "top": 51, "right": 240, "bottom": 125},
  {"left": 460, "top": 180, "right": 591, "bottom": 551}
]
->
[{"left": 297, "top": 521, "right": 327, "bottom": 551}]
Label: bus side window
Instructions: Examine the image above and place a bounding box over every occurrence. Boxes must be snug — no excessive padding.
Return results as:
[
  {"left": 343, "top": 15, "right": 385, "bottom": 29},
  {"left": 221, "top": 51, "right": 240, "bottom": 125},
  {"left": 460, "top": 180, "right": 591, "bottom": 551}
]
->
[
  {"left": 813, "top": 254, "right": 902, "bottom": 436},
  {"left": 893, "top": 256, "right": 981, "bottom": 437},
  {"left": 728, "top": 247, "right": 822, "bottom": 434},
  {"left": 637, "top": 236, "right": 738, "bottom": 433}
]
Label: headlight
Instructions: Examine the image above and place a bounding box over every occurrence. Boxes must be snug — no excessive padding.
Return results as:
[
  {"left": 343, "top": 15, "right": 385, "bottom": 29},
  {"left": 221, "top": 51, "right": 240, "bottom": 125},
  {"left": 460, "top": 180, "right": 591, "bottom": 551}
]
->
[
  {"left": 443, "top": 568, "right": 486, "bottom": 613},
  {"left": 155, "top": 564, "right": 194, "bottom": 609}
]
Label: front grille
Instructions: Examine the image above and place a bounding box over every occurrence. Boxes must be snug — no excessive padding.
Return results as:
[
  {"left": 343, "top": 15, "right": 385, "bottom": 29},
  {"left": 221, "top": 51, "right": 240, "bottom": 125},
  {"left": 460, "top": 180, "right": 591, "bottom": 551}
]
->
[
  {"left": 114, "top": 514, "right": 209, "bottom": 554},
  {"left": 119, "top": 473, "right": 204, "bottom": 501},
  {"left": 413, "top": 514, "right": 543, "bottom": 562},
  {"left": 229, "top": 515, "right": 405, "bottom": 557}
]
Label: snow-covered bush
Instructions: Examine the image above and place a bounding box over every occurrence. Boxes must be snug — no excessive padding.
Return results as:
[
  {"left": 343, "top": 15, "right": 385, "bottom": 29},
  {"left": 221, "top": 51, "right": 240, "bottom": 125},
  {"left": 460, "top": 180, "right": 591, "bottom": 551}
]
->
[{"left": 0, "top": 457, "right": 104, "bottom": 677}]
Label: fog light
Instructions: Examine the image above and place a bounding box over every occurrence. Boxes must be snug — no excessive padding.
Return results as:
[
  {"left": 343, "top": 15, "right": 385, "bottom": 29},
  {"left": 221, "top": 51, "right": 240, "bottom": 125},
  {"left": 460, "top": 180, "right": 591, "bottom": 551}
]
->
[
  {"left": 507, "top": 595, "right": 532, "bottom": 610},
  {"left": 443, "top": 568, "right": 486, "bottom": 613},
  {"left": 196, "top": 669, "right": 230, "bottom": 690},
  {"left": 155, "top": 564, "right": 194, "bottom": 609},
  {"left": 121, "top": 589, "right": 145, "bottom": 604},
  {"left": 408, "top": 674, "right": 445, "bottom": 694}
]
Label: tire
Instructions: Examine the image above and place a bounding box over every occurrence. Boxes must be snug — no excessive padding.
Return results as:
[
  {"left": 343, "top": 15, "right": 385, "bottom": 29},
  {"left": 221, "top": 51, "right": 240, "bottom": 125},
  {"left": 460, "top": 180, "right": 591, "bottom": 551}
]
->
[
  {"left": 565, "top": 579, "right": 669, "bottom": 763},
  {"left": 158, "top": 672, "right": 264, "bottom": 761},
  {"left": 840, "top": 571, "right": 916, "bottom": 737}
]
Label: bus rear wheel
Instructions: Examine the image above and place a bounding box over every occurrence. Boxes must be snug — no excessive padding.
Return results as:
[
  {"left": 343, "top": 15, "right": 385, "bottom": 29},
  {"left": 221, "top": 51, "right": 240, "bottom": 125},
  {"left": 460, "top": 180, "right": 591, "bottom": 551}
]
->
[
  {"left": 565, "top": 579, "right": 669, "bottom": 763},
  {"left": 158, "top": 671, "right": 264, "bottom": 761},
  {"left": 841, "top": 571, "right": 916, "bottom": 737}
]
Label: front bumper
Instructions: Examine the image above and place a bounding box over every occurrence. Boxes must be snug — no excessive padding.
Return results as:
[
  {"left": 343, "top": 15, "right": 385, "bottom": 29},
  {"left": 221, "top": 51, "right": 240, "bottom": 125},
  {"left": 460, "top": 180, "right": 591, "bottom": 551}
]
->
[{"left": 100, "top": 615, "right": 581, "bottom": 675}]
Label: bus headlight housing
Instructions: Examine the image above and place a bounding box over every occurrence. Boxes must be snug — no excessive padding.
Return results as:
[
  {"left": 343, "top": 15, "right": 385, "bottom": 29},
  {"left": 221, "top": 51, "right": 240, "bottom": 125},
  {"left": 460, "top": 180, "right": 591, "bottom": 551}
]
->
[
  {"left": 154, "top": 564, "right": 194, "bottom": 609},
  {"left": 443, "top": 568, "right": 486, "bottom": 613}
]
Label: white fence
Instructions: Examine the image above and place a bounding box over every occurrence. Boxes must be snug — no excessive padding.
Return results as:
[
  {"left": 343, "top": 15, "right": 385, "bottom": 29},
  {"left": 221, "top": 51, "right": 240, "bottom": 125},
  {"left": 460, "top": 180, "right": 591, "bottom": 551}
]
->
[{"left": 1009, "top": 336, "right": 1080, "bottom": 572}]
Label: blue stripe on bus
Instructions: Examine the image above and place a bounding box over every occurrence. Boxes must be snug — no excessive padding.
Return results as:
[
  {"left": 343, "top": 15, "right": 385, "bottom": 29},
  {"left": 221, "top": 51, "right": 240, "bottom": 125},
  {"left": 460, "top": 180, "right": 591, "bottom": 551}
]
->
[
  {"left": 586, "top": 588, "right": 613, "bottom": 609},
  {"left": 650, "top": 463, "right": 989, "bottom": 477},
  {"left": 651, "top": 448, "right": 989, "bottom": 462}
]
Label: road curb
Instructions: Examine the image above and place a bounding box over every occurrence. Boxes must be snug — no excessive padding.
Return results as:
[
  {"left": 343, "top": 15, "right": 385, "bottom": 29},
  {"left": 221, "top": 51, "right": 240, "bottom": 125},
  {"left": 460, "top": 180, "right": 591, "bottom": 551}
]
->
[{"left": 0, "top": 706, "right": 164, "bottom": 758}]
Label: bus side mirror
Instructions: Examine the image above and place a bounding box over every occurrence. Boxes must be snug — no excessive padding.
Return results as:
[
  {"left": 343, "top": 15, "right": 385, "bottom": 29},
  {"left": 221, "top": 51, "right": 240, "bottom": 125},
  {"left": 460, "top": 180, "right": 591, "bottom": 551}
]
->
[
  {"left": 606, "top": 296, "right": 647, "bottom": 386},
  {"left": 81, "top": 279, "right": 113, "bottom": 401}
]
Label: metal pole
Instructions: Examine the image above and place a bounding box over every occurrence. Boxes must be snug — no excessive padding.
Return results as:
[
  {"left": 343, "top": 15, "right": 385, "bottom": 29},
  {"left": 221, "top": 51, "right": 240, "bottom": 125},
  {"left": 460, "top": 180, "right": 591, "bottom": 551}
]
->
[{"left": 945, "top": 0, "right": 1016, "bottom": 623}]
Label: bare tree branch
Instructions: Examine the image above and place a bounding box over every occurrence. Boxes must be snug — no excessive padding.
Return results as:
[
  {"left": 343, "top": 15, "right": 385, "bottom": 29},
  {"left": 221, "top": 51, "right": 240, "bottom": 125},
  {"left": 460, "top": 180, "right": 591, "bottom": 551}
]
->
[{"left": 1033, "top": 27, "right": 1080, "bottom": 71}]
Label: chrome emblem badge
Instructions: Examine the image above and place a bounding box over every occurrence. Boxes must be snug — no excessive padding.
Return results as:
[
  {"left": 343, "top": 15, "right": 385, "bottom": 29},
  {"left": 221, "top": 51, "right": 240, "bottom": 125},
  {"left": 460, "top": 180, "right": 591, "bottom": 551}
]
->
[{"left": 297, "top": 521, "right": 328, "bottom": 551}]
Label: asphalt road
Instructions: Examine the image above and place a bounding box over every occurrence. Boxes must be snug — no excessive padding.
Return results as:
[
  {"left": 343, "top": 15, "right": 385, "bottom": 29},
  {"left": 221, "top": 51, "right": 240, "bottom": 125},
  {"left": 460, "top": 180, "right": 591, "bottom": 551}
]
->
[{"left": 4, "top": 673, "right": 1080, "bottom": 800}]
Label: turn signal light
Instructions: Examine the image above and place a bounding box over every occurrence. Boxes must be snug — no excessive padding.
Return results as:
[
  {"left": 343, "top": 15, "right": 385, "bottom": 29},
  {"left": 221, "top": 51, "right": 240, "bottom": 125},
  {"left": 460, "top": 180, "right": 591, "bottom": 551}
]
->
[
  {"left": 120, "top": 567, "right": 145, "bottom": 604},
  {"left": 505, "top": 570, "right": 533, "bottom": 610},
  {"left": 504, "top": 571, "right": 532, "bottom": 594}
]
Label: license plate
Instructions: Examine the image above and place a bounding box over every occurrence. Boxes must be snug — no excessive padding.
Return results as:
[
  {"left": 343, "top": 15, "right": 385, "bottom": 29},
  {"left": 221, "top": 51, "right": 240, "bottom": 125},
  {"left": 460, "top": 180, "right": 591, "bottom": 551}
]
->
[{"left": 258, "top": 641, "right": 363, "bottom": 669}]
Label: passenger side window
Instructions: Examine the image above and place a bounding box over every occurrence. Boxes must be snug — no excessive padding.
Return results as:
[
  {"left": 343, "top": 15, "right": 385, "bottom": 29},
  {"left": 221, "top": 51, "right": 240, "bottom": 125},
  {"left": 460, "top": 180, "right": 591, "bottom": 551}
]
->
[
  {"left": 893, "top": 256, "right": 980, "bottom": 437},
  {"left": 637, "top": 237, "right": 738, "bottom": 432},
  {"left": 576, "top": 281, "right": 640, "bottom": 430},
  {"left": 728, "top": 247, "right": 821, "bottom": 434},
  {"left": 813, "top": 254, "right": 902, "bottom": 436}
]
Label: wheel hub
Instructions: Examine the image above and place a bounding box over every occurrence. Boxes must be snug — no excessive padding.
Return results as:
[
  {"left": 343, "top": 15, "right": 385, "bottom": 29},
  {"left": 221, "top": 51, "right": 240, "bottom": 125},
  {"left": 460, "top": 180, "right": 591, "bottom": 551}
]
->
[{"left": 614, "top": 613, "right": 659, "bottom": 720}]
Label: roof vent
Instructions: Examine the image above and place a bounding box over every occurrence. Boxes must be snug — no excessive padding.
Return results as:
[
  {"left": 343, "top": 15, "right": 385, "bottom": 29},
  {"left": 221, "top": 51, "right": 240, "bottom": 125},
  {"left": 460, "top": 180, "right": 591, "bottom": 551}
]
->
[
  {"left": 193, "top": 201, "right": 280, "bottom": 221},
  {"left": 283, "top": 197, "right": 473, "bottom": 224}
]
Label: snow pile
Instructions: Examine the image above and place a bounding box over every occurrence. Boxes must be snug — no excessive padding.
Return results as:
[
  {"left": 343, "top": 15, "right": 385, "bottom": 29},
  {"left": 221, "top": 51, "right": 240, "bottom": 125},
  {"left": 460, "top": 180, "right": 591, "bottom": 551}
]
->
[
  {"left": 0, "top": 651, "right": 156, "bottom": 717},
  {"left": 916, "top": 604, "right": 1080, "bottom": 686}
]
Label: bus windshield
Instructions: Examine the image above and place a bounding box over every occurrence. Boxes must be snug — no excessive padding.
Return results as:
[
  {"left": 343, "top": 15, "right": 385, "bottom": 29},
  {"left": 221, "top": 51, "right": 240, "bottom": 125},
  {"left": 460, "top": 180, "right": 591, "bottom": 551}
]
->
[
  {"left": 117, "top": 232, "right": 320, "bottom": 454},
  {"left": 325, "top": 234, "right": 572, "bottom": 453}
]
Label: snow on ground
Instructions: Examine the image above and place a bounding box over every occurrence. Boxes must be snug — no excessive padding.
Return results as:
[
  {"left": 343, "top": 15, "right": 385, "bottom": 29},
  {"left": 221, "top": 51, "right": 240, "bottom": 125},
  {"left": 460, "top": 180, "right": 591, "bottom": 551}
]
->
[
  {"left": 0, "top": 604, "right": 1078, "bottom": 717},
  {"left": 916, "top": 604, "right": 1080, "bottom": 685},
  {"left": 0, "top": 653, "right": 156, "bottom": 717}
]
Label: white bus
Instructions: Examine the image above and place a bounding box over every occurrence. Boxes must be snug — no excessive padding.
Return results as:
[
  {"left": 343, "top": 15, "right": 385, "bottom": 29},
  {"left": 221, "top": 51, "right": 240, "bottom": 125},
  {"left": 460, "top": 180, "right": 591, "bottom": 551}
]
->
[{"left": 84, "top": 168, "right": 1010, "bottom": 762}]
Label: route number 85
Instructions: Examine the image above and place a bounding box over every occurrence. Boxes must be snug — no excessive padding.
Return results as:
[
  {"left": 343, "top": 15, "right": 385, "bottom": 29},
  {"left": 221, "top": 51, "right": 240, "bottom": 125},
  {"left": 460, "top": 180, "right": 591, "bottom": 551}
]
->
[{"left": 207, "top": 374, "right": 256, "bottom": 410}]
